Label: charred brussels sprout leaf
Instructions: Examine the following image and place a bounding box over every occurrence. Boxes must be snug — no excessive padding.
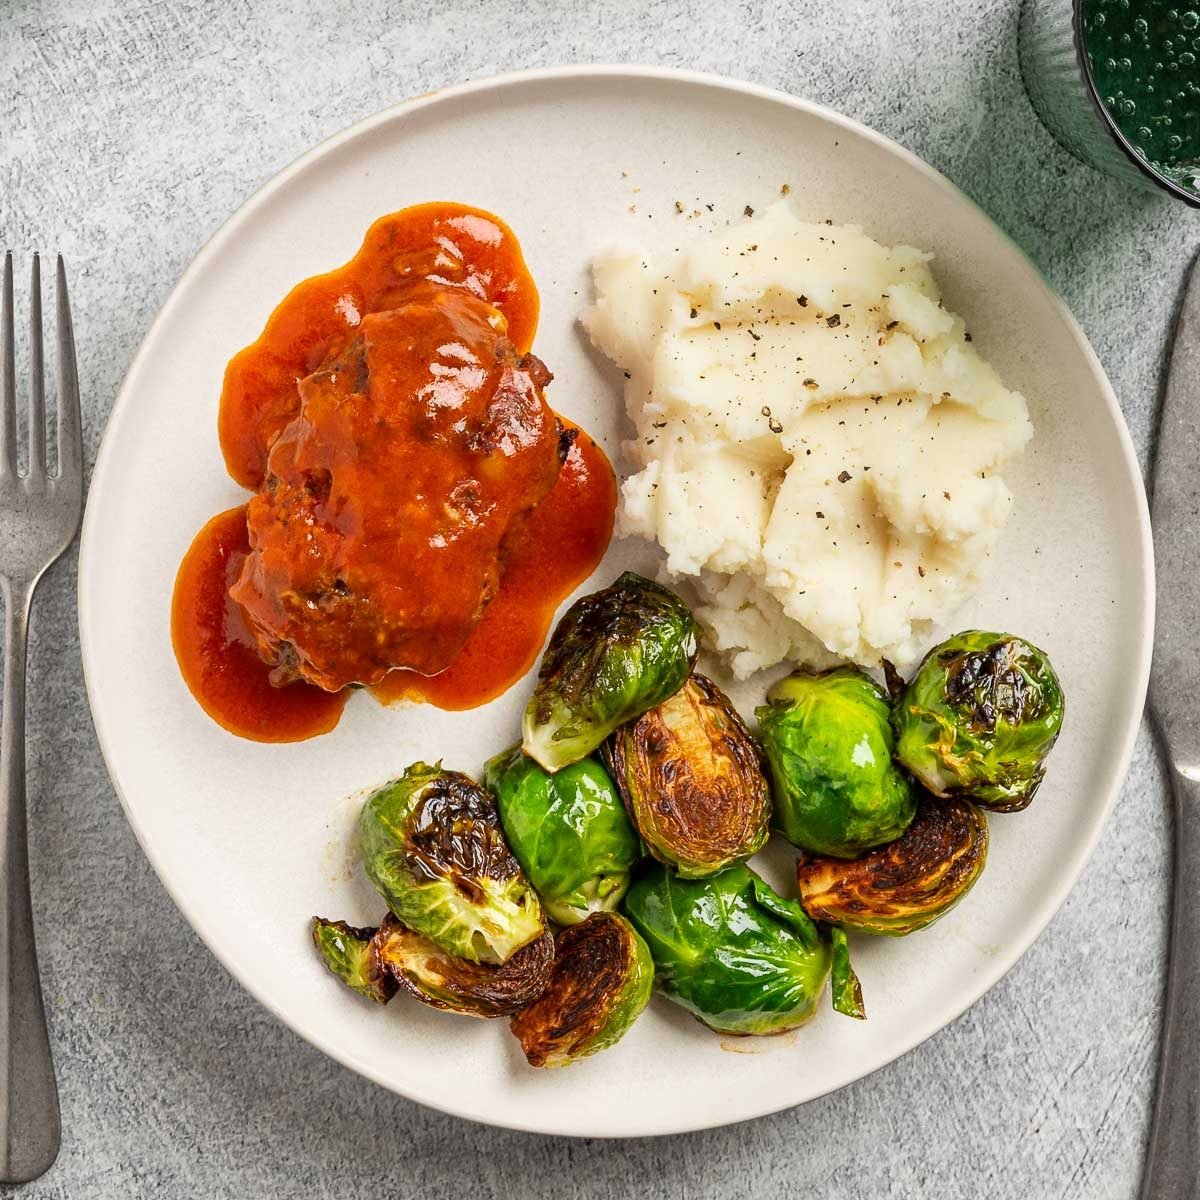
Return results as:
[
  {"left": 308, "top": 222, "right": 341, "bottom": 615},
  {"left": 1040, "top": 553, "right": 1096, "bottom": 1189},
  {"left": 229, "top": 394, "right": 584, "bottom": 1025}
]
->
[
  {"left": 375, "top": 914, "right": 555, "bottom": 1017},
  {"left": 485, "top": 746, "right": 641, "bottom": 926},
  {"left": 311, "top": 917, "right": 397, "bottom": 1004},
  {"left": 892, "top": 631, "right": 1064, "bottom": 812},
  {"left": 510, "top": 912, "right": 654, "bottom": 1067},
  {"left": 522, "top": 572, "right": 699, "bottom": 772},
  {"left": 360, "top": 762, "right": 545, "bottom": 965},
  {"left": 624, "top": 864, "right": 861, "bottom": 1035},
  {"left": 756, "top": 667, "right": 917, "bottom": 858},
  {"left": 607, "top": 673, "right": 770, "bottom": 878},
  {"left": 797, "top": 795, "right": 989, "bottom": 935}
]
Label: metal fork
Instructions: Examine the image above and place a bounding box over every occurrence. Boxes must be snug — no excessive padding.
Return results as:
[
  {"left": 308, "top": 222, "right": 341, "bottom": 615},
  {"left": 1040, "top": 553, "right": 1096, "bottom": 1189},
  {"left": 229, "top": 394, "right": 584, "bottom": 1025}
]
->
[{"left": 0, "top": 252, "right": 82, "bottom": 1183}]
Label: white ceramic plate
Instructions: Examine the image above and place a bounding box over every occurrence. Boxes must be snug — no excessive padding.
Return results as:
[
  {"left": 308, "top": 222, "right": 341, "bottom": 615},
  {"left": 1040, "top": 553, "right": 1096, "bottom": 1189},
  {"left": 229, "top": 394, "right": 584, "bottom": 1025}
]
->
[{"left": 79, "top": 66, "right": 1153, "bottom": 1137}]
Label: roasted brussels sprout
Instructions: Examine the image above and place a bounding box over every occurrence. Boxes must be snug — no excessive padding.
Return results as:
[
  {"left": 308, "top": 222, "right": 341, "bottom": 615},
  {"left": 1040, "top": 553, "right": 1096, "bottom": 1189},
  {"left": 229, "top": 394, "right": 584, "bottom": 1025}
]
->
[
  {"left": 797, "top": 795, "right": 989, "bottom": 935},
  {"left": 360, "top": 762, "right": 545, "bottom": 965},
  {"left": 522, "top": 572, "right": 699, "bottom": 772},
  {"left": 606, "top": 673, "right": 770, "bottom": 878},
  {"left": 624, "top": 863, "right": 864, "bottom": 1034},
  {"left": 892, "top": 631, "right": 1064, "bottom": 812},
  {"left": 485, "top": 746, "right": 641, "bottom": 925},
  {"left": 374, "top": 914, "right": 555, "bottom": 1017},
  {"left": 311, "top": 917, "right": 397, "bottom": 1004},
  {"left": 510, "top": 912, "right": 654, "bottom": 1067},
  {"left": 756, "top": 667, "right": 917, "bottom": 858}
]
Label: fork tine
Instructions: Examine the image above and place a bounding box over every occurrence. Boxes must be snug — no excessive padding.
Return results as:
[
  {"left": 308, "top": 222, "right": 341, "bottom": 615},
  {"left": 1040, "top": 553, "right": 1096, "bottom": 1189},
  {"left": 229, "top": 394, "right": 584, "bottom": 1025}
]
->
[
  {"left": 54, "top": 256, "right": 81, "bottom": 485},
  {"left": 1, "top": 252, "right": 15, "bottom": 476},
  {"left": 28, "top": 253, "right": 46, "bottom": 479}
]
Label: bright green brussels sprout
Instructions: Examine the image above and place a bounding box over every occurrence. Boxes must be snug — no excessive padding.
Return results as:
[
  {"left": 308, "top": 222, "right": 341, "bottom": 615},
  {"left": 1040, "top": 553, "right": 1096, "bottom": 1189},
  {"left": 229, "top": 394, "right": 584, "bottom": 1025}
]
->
[
  {"left": 606, "top": 673, "right": 771, "bottom": 878},
  {"left": 756, "top": 667, "right": 917, "bottom": 858},
  {"left": 360, "top": 762, "right": 545, "bottom": 965},
  {"left": 510, "top": 912, "right": 654, "bottom": 1067},
  {"left": 892, "top": 631, "right": 1065, "bottom": 812},
  {"left": 311, "top": 917, "right": 397, "bottom": 1004},
  {"left": 624, "top": 863, "right": 865, "bottom": 1034},
  {"left": 485, "top": 746, "right": 642, "bottom": 926},
  {"left": 797, "top": 795, "right": 989, "bottom": 935},
  {"left": 374, "top": 914, "right": 555, "bottom": 1017},
  {"left": 522, "top": 572, "right": 699, "bottom": 772}
]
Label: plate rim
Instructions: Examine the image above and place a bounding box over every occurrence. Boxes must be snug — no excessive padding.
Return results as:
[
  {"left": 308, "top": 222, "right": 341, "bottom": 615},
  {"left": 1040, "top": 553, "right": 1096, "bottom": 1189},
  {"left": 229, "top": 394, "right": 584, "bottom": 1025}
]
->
[{"left": 77, "top": 62, "right": 1155, "bottom": 1137}]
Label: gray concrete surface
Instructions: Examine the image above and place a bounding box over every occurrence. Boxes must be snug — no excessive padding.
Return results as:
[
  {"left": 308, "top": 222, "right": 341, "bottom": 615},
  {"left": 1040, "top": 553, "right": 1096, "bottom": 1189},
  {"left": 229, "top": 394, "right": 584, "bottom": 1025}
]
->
[{"left": 1, "top": 1, "right": 1197, "bottom": 1196}]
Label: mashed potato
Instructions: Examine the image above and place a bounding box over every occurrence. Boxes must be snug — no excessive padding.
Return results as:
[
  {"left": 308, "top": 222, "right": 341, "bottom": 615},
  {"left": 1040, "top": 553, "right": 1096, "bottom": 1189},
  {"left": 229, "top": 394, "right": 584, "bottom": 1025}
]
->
[{"left": 583, "top": 201, "right": 1032, "bottom": 677}]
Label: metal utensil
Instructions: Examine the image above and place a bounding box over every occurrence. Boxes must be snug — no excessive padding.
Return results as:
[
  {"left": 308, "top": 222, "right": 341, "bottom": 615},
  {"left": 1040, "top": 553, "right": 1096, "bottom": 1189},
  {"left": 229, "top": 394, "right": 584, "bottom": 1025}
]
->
[
  {"left": 0, "top": 251, "right": 82, "bottom": 1183},
  {"left": 1143, "top": 255, "right": 1200, "bottom": 1200}
]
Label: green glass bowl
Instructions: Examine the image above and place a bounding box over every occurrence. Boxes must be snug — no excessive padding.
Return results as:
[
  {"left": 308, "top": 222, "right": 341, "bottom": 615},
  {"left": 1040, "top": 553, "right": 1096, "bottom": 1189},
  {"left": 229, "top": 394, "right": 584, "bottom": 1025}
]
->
[{"left": 1019, "top": 0, "right": 1200, "bottom": 206}]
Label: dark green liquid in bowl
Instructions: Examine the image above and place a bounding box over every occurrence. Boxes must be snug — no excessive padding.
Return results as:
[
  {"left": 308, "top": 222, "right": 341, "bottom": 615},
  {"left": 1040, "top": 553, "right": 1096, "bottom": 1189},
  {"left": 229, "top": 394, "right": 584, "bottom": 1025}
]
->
[{"left": 1082, "top": 0, "right": 1200, "bottom": 195}]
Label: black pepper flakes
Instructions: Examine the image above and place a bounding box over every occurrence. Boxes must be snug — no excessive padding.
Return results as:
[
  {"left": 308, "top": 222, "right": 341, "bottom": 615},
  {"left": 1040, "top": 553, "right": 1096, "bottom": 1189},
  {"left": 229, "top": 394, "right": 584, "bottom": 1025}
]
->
[
  {"left": 815, "top": 511, "right": 825, "bottom": 519},
  {"left": 744, "top": 205, "right": 754, "bottom": 217},
  {"left": 826, "top": 314, "right": 841, "bottom": 328},
  {"left": 837, "top": 470, "right": 852, "bottom": 483},
  {"left": 690, "top": 307, "right": 698, "bottom": 319},
  {"left": 797, "top": 295, "right": 808, "bottom": 307}
]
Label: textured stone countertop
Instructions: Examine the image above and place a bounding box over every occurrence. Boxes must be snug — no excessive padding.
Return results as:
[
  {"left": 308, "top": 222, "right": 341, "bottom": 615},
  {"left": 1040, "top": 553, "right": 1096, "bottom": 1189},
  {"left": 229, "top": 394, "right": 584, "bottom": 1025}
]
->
[{"left": 2, "top": 1, "right": 1198, "bottom": 1196}]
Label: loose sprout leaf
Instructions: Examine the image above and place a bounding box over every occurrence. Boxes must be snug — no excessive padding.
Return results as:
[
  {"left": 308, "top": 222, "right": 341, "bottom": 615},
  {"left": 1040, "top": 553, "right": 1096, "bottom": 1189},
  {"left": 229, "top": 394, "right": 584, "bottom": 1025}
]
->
[
  {"left": 624, "top": 864, "right": 833, "bottom": 1036},
  {"left": 892, "top": 631, "right": 1064, "bottom": 812},
  {"left": 756, "top": 666, "right": 917, "bottom": 858},
  {"left": 485, "top": 745, "right": 641, "bottom": 926},
  {"left": 311, "top": 917, "right": 397, "bottom": 1004},
  {"left": 522, "top": 572, "right": 698, "bottom": 772},
  {"left": 510, "top": 912, "right": 653, "bottom": 1067},
  {"left": 828, "top": 927, "right": 865, "bottom": 1019},
  {"left": 607, "top": 673, "right": 771, "bottom": 878},
  {"left": 797, "top": 795, "right": 990, "bottom": 935},
  {"left": 360, "top": 762, "right": 544, "bottom": 964},
  {"left": 375, "top": 914, "right": 554, "bottom": 1018}
]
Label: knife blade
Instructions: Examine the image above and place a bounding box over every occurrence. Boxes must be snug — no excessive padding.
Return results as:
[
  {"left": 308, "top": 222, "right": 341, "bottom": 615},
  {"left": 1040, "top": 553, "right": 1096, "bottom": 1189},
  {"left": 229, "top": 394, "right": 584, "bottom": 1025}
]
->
[
  {"left": 1151, "top": 256, "right": 1200, "bottom": 759},
  {"left": 1142, "top": 254, "right": 1200, "bottom": 1200}
]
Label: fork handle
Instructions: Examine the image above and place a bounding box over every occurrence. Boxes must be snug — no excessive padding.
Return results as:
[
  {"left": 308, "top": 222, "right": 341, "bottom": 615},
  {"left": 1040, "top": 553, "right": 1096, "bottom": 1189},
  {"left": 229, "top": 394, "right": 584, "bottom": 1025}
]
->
[
  {"left": 0, "top": 578, "right": 60, "bottom": 1182},
  {"left": 1141, "top": 763, "right": 1200, "bottom": 1200}
]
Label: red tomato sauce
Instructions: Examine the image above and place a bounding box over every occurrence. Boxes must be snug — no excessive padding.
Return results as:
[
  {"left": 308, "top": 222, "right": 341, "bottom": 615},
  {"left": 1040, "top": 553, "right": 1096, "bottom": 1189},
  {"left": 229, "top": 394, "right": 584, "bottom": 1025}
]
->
[
  {"left": 171, "top": 203, "right": 614, "bottom": 742},
  {"left": 171, "top": 506, "right": 349, "bottom": 742},
  {"left": 373, "top": 425, "right": 615, "bottom": 711}
]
